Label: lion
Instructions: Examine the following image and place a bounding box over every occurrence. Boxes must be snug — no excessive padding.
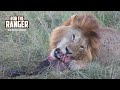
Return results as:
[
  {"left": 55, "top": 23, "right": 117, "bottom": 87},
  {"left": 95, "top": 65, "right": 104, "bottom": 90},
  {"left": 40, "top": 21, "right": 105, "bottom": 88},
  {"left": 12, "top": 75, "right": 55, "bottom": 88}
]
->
[
  {"left": 5, "top": 13, "right": 120, "bottom": 77},
  {"left": 48, "top": 13, "right": 120, "bottom": 70}
]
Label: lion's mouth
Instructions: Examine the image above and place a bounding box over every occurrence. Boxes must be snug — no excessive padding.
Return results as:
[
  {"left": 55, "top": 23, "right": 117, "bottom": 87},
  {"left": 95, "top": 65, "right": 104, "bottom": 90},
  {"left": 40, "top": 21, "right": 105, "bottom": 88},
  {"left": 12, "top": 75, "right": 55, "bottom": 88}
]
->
[
  {"left": 47, "top": 48, "right": 72, "bottom": 63},
  {"left": 46, "top": 48, "right": 72, "bottom": 71},
  {"left": 54, "top": 48, "right": 71, "bottom": 63},
  {"left": 54, "top": 48, "right": 62, "bottom": 59}
]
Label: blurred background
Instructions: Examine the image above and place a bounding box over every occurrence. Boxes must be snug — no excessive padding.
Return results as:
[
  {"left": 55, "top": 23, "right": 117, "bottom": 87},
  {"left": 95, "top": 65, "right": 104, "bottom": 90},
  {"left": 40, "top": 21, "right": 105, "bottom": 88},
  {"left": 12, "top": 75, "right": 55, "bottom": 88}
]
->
[{"left": 1, "top": 11, "right": 120, "bottom": 79}]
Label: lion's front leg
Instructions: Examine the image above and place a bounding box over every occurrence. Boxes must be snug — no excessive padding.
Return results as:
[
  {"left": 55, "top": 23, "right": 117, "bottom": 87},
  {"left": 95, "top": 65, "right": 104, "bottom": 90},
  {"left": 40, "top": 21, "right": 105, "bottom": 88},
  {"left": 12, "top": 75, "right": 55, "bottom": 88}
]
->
[{"left": 68, "top": 60, "right": 88, "bottom": 71}]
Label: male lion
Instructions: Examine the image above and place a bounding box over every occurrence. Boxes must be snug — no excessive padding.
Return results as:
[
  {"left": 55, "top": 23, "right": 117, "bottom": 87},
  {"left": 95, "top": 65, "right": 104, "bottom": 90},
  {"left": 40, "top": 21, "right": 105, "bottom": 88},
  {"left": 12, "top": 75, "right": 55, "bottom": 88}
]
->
[
  {"left": 5, "top": 13, "right": 120, "bottom": 77},
  {"left": 48, "top": 14, "right": 120, "bottom": 70}
]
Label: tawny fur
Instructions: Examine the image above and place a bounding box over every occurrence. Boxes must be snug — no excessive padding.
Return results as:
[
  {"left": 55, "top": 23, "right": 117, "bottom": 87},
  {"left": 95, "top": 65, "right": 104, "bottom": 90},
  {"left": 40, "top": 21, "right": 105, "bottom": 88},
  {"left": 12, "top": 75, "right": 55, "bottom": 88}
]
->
[
  {"left": 63, "top": 14, "right": 100, "bottom": 32},
  {"left": 49, "top": 13, "right": 120, "bottom": 69},
  {"left": 49, "top": 26, "right": 69, "bottom": 51},
  {"left": 63, "top": 14, "right": 101, "bottom": 59}
]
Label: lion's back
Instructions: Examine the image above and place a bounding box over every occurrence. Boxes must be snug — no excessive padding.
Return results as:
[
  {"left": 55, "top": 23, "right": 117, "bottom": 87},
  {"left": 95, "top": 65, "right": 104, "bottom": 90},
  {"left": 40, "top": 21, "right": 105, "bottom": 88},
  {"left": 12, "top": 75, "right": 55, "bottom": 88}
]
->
[{"left": 96, "top": 28, "right": 120, "bottom": 66}]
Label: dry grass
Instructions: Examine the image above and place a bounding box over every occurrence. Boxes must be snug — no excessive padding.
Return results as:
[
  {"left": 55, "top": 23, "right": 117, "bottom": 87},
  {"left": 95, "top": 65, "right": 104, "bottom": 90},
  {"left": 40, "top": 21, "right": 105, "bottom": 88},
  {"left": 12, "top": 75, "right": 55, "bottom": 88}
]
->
[{"left": 0, "top": 11, "right": 120, "bottom": 79}]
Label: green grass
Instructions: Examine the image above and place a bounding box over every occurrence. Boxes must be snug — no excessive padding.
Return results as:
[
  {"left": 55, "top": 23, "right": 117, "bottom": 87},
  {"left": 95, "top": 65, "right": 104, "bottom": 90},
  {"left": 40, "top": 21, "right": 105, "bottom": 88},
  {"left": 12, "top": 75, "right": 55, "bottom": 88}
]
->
[{"left": 0, "top": 11, "right": 120, "bottom": 79}]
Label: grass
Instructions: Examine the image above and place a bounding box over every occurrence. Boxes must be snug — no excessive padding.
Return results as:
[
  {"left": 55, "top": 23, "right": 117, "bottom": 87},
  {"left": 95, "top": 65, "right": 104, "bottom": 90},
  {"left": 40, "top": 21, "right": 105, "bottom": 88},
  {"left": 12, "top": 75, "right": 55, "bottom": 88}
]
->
[{"left": 0, "top": 11, "right": 120, "bottom": 79}]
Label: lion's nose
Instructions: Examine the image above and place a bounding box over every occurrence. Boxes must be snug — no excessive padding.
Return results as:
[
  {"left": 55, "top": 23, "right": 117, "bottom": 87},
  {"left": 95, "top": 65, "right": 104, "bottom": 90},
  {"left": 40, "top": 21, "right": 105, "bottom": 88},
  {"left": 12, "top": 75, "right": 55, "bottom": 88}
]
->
[
  {"left": 54, "top": 48, "right": 61, "bottom": 59},
  {"left": 65, "top": 47, "right": 72, "bottom": 54}
]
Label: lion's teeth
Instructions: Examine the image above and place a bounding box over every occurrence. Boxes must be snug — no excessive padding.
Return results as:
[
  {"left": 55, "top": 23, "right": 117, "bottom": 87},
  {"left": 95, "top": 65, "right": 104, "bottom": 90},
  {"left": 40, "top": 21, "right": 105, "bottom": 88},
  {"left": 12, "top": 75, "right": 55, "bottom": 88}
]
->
[{"left": 57, "top": 55, "right": 61, "bottom": 58}]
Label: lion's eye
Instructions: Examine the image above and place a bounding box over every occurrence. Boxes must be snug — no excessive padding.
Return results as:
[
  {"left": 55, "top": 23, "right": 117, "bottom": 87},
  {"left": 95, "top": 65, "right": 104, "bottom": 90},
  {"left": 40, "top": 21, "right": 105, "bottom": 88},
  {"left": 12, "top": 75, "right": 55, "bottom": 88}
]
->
[
  {"left": 80, "top": 46, "right": 84, "bottom": 51},
  {"left": 72, "top": 34, "right": 75, "bottom": 41}
]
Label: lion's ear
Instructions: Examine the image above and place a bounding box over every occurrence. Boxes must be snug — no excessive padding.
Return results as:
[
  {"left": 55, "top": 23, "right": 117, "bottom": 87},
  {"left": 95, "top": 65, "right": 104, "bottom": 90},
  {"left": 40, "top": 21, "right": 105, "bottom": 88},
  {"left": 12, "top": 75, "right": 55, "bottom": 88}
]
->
[
  {"left": 63, "top": 15, "right": 78, "bottom": 26},
  {"left": 72, "top": 15, "right": 82, "bottom": 26},
  {"left": 64, "top": 14, "right": 100, "bottom": 31}
]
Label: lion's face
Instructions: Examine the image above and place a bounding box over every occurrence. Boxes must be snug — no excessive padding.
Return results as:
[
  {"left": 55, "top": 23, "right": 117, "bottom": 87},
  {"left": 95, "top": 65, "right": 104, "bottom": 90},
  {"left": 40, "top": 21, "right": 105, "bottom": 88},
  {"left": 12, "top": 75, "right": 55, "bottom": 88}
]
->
[
  {"left": 49, "top": 26, "right": 92, "bottom": 61},
  {"left": 49, "top": 14, "right": 100, "bottom": 65},
  {"left": 56, "top": 27, "right": 88, "bottom": 60}
]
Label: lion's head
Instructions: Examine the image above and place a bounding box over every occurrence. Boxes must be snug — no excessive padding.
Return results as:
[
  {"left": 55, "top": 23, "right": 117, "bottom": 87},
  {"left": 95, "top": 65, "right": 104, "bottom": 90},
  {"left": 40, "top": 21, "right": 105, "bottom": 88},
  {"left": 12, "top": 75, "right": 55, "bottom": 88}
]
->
[{"left": 49, "top": 14, "right": 101, "bottom": 66}]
